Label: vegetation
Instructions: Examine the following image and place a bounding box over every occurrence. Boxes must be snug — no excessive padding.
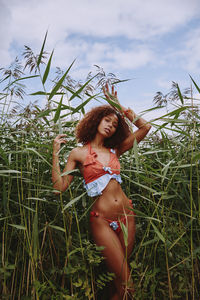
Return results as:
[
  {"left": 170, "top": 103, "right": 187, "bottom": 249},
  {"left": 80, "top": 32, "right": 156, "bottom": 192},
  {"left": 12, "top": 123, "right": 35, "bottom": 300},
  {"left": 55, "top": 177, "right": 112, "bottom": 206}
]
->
[{"left": 0, "top": 34, "right": 199, "bottom": 299}]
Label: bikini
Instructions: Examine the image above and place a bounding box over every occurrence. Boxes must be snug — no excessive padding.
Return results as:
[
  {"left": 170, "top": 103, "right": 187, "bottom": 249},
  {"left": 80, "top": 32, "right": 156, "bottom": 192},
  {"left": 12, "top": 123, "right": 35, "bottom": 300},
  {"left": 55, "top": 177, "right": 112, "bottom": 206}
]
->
[
  {"left": 83, "top": 142, "right": 122, "bottom": 197},
  {"left": 83, "top": 143, "right": 134, "bottom": 234}
]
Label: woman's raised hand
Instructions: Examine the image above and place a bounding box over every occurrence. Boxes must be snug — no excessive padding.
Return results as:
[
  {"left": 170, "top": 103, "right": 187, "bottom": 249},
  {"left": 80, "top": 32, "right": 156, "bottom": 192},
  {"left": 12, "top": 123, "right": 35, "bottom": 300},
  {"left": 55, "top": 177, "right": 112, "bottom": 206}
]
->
[
  {"left": 103, "top": 83, "right": 136, "bottom": 122},
  {"left": 103, "top": 83, "right": 118, "bottom": 103},
  {"left": 53, "top": 134, "right": 67, "bottom": 155}
]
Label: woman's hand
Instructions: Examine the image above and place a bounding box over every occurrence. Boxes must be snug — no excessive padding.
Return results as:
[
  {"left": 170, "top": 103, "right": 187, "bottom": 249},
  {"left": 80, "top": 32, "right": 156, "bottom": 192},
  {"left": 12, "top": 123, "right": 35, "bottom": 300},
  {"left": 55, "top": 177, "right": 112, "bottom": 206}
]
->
[
  {"left": 103, "top": 83, "right": 119, "bottom": 105},
  {"left": 53, "top": 134, "right": 67, "bottom": 155},
  {"left": 103, "top": 83, "right": 126, "bottom": 115},
  {"left": 103, "top": 83, "right": 136, "bottom": 122}
]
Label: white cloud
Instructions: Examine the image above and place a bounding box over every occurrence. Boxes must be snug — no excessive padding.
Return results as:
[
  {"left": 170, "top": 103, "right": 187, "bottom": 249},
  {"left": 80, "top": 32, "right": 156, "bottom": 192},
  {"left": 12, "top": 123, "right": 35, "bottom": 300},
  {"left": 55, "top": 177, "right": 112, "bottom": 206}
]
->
[
  {"left": 0, "top": 1, "right": 13, "bottom": 64},
  {"left": 47, "top": 39, "right": 155, "bottom": 77},
  {"left": 1, "top": 0, "right": 200, "bottom": 114},
  {"left": 156, "top": 78, "right": 173, "bottom": 90},
  {"left": 0, "top": 0, "right": 199, "bottom": 68},
  {"left": 108, "top": 45, "right": 154, "bottom": 70},
  {"left": 181, "top": 28, "right": 200, "bottom": 73}
]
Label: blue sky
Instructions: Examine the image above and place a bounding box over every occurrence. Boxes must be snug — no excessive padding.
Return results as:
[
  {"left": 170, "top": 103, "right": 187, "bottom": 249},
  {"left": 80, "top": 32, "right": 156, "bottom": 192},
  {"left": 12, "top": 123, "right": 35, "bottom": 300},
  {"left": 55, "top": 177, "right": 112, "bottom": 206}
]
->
[{"left": 1, "top": 0, "right": 200, "bottom": 121}]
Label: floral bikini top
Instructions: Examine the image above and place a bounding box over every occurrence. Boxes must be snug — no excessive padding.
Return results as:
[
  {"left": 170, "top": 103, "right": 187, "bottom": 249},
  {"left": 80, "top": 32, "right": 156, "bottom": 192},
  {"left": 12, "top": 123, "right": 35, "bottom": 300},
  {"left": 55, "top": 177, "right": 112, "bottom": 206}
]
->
[{"left": 83, "top": 142, "right": 122, "bottom": 197}]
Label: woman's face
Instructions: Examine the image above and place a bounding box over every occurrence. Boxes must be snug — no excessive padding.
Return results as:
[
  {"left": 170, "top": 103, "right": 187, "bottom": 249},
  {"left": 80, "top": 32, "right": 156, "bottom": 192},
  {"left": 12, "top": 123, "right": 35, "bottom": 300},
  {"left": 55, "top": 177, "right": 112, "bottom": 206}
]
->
[{"left": 97, "top": 113, "right": 118, "bottom": 138}]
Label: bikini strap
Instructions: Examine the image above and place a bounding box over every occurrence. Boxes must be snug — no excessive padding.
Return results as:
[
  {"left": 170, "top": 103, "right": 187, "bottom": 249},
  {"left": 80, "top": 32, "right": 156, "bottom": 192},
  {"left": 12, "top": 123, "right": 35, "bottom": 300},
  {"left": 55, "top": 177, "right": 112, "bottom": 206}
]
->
[{"left": 87, "top": 142, "right": 97, "bottom": 157}]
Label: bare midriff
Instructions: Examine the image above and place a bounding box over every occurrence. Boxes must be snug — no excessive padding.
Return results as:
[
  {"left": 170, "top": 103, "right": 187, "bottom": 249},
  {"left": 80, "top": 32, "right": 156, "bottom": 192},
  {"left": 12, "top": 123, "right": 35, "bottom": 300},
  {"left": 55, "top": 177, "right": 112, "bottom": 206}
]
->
[{"left": 91, "top": 179, "right": 131, "bottom": 220}]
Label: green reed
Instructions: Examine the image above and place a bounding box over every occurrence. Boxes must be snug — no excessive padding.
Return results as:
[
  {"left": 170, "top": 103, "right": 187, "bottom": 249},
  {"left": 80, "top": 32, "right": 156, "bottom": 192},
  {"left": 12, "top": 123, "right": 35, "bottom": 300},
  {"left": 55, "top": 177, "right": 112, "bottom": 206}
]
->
[{"left": 0, "top": 34, "right": 199, "bottom": 299}]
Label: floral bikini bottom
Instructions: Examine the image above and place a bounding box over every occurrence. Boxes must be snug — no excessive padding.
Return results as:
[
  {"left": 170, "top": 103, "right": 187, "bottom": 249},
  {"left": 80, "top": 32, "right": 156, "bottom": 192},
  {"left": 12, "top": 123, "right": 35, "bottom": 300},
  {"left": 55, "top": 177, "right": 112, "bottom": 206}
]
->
[{"left": 90, "top": 200, "right": 135, "bottom": 235}]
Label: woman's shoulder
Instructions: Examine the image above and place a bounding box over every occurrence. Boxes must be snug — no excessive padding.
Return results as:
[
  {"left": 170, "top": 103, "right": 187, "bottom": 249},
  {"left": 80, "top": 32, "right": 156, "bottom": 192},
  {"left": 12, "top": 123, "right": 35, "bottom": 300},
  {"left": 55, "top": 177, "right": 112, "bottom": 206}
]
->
[{"left": 70, "top": 145, "right": 88, "bottom": 161}]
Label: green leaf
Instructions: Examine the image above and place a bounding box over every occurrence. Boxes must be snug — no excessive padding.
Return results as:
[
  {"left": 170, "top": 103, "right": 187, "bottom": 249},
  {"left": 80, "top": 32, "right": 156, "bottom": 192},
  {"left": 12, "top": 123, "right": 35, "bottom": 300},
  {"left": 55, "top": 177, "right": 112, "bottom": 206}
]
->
[
  {"left": 36, "top": 109, "right": 52, "bottom": 118},
  {"left": 42, "top": 49, "right": 54, "bottom": 84},
  {"left": 6, "top": 75, "right": 39, "bottom": 89},
  {"left": 103, "top": 98, "right": 122, "bottom": 111},
  {"left": 62, "top": 85, "right": 82, "bottom": 99},
  {"left": 171, "top": 164, "right": 196, "bottom": 169},
  {"left": 60, "top": 169, "right": 80, "bottom": 176},
  {"left": 8, "top": 224, "right": 26, "bottom": 230},
  {"left": 54, "top": 95, "right": 63, "bottom": 123},
  {"left": 23, "top": 148, "right": 52, "bottom": 167},
  {"left": 150, "top": 222, "right": 165, "bottom": 243},
  {"left": 30, "top": 91, "right": 64, "bottom": 96},
  {"left": 190, "top": 75, "right": 200, "bottom": 94},
  {"left": 9, "top": 199, "right": 36, "bottom": 212},
  {"left": 48, "top": 59, "right": 75, "bottom": 101},
  {"left": 37, "top": 30, "right": 48, "bottom": 67},
  {"left": 71, "top": 94, "right": 97, "bottom": 114},
  {"left": 141, "top": 106, "right": 165, "bottom": 113},
  {"left": 0, "top": 170, "right": 21, "bottom": 174},
  {"left": 152, "top": 106, "right": 189, "bottom": 122},
  {"left": 48, "top": 225, "right": 65, "bottom": 232},
  {"left": 161, "top": 118, "right": 189, "bottom": 123},
  {"left": 0, "top": 216, "right": 13, "bottom": 221},
  {"left": 69, "top": 75, "right": 96, "bottom": 101},
  {"left": 176, "top": 83, "right": 184, "bottom": 104},
  {"left": 120, "top": 221, "right": 128, "bottom": 247},
  {"left": 142, "top": 237, "right": 159, "bottom": 247},
  {"left": 62, "top": 192, "right": 87, "bottom": 212},
  {"left": 122, "top": 174, "right": 157, "bottom": 193},
  {"left": 112, "top": 78, "right": 131, "bottom": 84},
  {"left": 27, "top": 197, "right": 48, "bottom": 202},
  {"left": 52, "top": 101, "right": 74, "bottom": 111},
  {"left": 30, "top": 91, "right": 47, "bottom": 96},
  {"left": 161, "top": 159, "right": 174, "bottom": 183}
]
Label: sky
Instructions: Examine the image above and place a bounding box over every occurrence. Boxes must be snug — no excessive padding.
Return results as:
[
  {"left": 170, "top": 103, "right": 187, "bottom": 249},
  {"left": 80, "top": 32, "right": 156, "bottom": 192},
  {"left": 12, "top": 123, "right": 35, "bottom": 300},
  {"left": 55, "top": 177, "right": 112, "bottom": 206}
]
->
[{"left": 1, "top": 0, "right": 200, "bottom": 121}]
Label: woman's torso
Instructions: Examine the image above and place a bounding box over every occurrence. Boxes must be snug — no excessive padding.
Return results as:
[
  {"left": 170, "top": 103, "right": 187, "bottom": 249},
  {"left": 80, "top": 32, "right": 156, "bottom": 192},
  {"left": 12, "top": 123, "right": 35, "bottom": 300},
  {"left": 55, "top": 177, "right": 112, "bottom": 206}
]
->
[
  {"left": 77, "top": 144, "right": 130, "bottom": 219},
  {"left": 92, "top": 180, "right": 131, "bottom": 219}
]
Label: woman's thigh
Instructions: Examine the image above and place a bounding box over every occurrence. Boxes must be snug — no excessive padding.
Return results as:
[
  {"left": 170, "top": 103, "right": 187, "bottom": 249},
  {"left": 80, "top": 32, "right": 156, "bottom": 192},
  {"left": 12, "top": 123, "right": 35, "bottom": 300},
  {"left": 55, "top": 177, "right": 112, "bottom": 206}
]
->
[{"left": 90, "top": 216, "right": 129, "bottom": 279}]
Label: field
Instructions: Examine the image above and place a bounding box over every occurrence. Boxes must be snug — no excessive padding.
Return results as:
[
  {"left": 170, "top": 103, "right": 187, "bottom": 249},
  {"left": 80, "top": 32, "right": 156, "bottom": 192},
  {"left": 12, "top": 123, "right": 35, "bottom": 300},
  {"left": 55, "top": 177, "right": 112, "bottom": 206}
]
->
[{"left": 0, "top": 35, "right": 199, "bottom": 299}]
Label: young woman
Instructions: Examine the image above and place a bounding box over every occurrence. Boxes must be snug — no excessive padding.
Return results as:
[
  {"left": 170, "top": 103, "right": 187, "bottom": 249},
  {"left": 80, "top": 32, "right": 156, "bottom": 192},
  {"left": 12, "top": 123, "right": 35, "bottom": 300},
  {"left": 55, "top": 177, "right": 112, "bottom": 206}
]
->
[{"left": 52, "top": 84, "right": 151, "bottom": 299}]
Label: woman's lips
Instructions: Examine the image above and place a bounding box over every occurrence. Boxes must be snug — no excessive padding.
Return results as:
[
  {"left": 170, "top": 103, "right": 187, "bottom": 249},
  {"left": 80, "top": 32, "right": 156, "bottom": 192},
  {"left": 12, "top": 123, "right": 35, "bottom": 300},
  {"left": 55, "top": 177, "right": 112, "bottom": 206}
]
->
[{"left": 104, "top": 128, "right": 110, "bottom": 134}]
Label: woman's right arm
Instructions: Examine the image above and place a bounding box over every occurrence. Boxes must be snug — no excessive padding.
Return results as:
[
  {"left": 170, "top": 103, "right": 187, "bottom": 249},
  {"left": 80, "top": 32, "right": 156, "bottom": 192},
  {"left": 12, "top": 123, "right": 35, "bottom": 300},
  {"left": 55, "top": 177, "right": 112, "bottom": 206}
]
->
[{"left": 52, "top": 134, "right": 77, "bottom": 193}]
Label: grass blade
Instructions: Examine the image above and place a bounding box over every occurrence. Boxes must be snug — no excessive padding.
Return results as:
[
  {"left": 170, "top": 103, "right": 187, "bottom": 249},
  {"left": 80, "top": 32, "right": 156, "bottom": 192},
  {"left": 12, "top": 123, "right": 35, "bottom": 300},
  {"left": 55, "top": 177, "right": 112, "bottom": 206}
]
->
[
  {"left": 62, "top": 192, "right": 87, "bottom": 212},
  {"left": 69, "top": 75, "right": 96, "bottom": 101},
  {"left": 190, "top": 75, "right": 200, "bottom": 94},
  {"left": 48, "top": 59, "right": 75, "bottom": 101},
  {"left": 37, "top": 30, "right": 48, "bottom": 67},
  {"left": 42, "top": 49, "right": 54, "bottom": 84},
  {"left": 54, "top": 95, "right": 63, "bottom": 123},
  {"left": 150, "top": 221, "right": 165, "bottom": 243},
  {"left": 176, "top": 83, "right": 184, "bottom": 104}
]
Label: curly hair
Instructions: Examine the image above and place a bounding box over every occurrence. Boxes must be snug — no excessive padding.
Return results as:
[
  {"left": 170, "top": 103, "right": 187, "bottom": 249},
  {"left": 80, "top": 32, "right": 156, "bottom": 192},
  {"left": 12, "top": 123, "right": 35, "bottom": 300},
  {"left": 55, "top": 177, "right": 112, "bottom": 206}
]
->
[{"left": 75, "top": 105, "right": 130, "bottom": 148}]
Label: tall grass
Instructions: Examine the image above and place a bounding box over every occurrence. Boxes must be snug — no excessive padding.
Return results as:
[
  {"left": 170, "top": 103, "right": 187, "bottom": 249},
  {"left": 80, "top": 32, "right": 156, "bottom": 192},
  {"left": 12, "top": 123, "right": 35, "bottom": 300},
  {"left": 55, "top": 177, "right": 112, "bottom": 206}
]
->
[{"left": 0, "top": 35, "right": 199, "bottom": 299}]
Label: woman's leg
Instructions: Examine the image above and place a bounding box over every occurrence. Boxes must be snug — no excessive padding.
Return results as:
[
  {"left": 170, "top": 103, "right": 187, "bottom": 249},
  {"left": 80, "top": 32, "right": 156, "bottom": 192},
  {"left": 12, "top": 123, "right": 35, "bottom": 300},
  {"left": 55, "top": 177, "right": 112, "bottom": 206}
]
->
[
  {"left": 90, "top": 216, "right": 133, "bottom": 299},
  {"left": 109, "top": 211, "right": 136, "bottom": 299}
]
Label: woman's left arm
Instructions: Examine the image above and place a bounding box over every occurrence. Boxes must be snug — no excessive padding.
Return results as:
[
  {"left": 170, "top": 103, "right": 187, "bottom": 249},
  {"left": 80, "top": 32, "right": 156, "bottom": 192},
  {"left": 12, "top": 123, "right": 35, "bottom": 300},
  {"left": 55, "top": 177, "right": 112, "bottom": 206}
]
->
[{"left": 117, "top": 107, "right": 152, "bottom": 156}]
